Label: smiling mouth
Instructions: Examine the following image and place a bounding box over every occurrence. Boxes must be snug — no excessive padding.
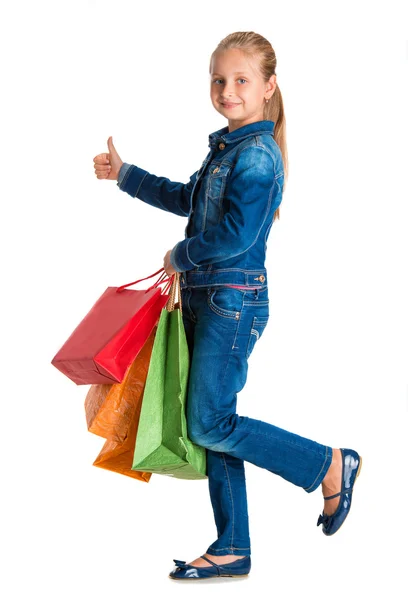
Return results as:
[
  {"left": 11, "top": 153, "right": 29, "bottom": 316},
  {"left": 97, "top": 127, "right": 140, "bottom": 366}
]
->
[{"left": 222, "top": 102, "right": 240, "bottom": 107}]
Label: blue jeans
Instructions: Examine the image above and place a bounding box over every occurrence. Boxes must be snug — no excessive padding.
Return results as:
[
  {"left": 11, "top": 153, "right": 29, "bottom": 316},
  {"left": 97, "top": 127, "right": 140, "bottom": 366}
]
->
[{"left": 181, "top": 285, "right": 333, "bottom": 557}]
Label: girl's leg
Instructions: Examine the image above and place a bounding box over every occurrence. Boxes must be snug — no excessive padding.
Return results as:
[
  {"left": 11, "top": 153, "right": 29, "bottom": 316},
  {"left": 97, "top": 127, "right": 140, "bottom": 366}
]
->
[
  {"left": 205, "top": 450, "right": 251, "bottom": 557},
  {"left": 184, "top": 286, "right": 333, "bottom": 559},
  {"left": 181, "top": 287, "right": 250, "bottom": 563}
]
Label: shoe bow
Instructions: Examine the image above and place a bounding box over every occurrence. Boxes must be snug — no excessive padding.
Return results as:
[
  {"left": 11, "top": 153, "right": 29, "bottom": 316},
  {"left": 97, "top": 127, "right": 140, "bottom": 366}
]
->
[
  {"left": 317, "top": 512, "right": 332, "bottom": 528},
  {"left": 173, "top": 559, "right": 190, "bottom": 569}
]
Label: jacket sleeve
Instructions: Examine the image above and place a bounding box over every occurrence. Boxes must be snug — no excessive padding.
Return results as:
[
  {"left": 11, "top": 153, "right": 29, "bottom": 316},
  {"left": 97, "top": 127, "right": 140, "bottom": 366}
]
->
[
  {"left": 170, "top": 147, "right": 278, "bottom": 271},
  {"left": 116, "top": 163, "right": 197, "bottom": 217}
]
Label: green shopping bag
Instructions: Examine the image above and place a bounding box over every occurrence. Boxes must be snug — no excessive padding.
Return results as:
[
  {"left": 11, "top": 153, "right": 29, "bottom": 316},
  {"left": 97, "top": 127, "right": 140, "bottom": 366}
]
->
[{"left": 131, "top": 272, "right": 207, "bottom": 480}]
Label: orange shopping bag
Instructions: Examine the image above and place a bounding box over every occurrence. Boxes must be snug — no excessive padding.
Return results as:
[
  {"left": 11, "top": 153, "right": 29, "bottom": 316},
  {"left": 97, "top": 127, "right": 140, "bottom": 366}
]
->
[
  {"left": 84, "top": 327, "right": 156, "bottom": 443},
  {"left": 92, "top": 409, "right": 152, "bottom": 482}
]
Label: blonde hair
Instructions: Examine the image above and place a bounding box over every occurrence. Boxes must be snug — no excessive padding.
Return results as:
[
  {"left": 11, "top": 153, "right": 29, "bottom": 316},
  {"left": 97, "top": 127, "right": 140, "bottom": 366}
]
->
[{"left": 210, "top": 31, "right": 288, "bottom": 222}]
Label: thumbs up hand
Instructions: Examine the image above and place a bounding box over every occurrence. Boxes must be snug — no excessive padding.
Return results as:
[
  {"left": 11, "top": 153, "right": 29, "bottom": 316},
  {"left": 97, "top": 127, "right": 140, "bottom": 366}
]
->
[{"left": 93, "top": 136, "right": 124, "bottom": 181}]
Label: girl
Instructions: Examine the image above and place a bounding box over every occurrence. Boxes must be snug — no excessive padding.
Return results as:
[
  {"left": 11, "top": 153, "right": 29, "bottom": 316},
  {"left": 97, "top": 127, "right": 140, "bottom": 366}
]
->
[{"left": 93, "top": 31, "right": 362, "bottom": 581}]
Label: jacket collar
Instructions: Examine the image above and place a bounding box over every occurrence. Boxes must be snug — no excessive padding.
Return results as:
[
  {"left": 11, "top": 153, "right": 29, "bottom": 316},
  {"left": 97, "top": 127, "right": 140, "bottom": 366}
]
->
[{"left": 208, "top": 119, "right": 274, "bottom": 149}]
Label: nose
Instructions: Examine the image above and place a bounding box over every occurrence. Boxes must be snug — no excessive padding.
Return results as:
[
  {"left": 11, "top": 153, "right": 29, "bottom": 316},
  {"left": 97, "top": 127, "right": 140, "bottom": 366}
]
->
[
  {"left": 221, "top": 90, "right": 236, "bottom": 101},
  {"left": 219, "top": 82, "right": 236, "bottom": 99}
]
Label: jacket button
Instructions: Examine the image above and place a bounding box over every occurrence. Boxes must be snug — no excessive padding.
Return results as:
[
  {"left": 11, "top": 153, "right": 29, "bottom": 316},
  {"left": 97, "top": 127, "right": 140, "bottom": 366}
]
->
[
  {"left": 218, "top": 142, "right": 225, "bottom": 150},
  {"left": 213, "top": 167, "right": 220, "bottom": 174},
  {"left": 259, "top": 275, "right": 265, "bottom": 283}
]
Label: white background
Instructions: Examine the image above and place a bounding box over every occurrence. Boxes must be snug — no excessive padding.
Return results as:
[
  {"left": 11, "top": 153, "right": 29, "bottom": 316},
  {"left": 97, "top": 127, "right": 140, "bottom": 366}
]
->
[{"left": 1, "top": 0, "right": 407, "bottom": 597}]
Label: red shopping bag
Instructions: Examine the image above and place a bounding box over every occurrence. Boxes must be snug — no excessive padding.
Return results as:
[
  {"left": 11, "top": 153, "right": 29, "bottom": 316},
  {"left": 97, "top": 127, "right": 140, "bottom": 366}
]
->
[{"left": 51, "top": 268, "right": 172, "bottom": 385}]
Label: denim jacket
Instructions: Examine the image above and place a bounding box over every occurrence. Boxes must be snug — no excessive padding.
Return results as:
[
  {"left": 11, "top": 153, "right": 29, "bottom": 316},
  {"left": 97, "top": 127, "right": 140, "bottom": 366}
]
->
[{"left": 116, "top": 119, "right": 284, "bottom": 289}]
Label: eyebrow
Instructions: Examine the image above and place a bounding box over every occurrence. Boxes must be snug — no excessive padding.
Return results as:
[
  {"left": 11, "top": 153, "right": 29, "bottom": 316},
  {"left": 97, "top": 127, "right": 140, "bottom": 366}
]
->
[{"left": 211, "top": 72, "right": 250, "bottom": 76}]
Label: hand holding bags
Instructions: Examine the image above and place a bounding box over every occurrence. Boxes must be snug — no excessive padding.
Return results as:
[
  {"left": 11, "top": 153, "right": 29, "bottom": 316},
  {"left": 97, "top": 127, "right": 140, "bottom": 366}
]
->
[
  {"left": 131, "top": 272, "right": 207, "bottom": 480},
  {"left": 51, "top": 268, "right": 172, "bottom": 385}
]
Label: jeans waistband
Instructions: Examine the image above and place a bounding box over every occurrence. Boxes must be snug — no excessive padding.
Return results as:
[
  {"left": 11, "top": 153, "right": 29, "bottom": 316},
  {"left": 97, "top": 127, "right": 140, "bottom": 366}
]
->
[{"left": 180, "top": 268, "right": 268, "bottom": 290}]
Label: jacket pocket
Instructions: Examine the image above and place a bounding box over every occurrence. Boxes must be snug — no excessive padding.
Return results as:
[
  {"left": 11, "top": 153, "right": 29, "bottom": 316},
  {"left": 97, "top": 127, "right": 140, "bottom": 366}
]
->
[
  {"left": 208, "top": 163, "right": 231, "bottom": 200},
  {"left": 246, "top": 315, "right": 269, "bottom": 359}
]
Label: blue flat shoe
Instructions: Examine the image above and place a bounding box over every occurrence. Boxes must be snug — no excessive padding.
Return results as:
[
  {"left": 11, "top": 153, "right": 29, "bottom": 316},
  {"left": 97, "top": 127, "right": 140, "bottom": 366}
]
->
[
  {"left": 169, "top": 554, "right": 251, "bottom": 580},
  {"left": 317, "top": 447, "right": 362, "bottom": 536}
]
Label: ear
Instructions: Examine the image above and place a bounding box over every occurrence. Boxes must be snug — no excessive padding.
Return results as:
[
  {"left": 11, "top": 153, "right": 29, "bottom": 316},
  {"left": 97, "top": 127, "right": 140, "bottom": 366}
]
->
[{"left": 266, "top": 74, "right": 277, "bottom": 99}]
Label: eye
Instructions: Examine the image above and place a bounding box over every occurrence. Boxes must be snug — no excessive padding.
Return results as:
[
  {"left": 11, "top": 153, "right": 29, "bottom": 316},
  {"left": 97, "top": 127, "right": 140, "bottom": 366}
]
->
[{"left": 211, "top": 78, "right": 247, "bottom": 84}]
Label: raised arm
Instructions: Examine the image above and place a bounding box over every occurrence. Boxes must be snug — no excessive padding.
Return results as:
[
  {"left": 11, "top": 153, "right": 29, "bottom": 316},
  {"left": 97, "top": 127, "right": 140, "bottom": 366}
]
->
[{"left": 117, "top": 163, "right": 198, "bottom": 217}]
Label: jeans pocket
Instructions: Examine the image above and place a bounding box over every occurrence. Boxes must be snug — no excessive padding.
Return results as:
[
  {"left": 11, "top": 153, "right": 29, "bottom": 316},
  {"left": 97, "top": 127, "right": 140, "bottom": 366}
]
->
[
  {"left": 242, "top": 286, "right": 269, "bottom": 305},
  {"left": 246, "top": 315, "right": 269, "bottom": 359},
  {"left": 207, "top": 286, "right": 244, "bottom": 320}
]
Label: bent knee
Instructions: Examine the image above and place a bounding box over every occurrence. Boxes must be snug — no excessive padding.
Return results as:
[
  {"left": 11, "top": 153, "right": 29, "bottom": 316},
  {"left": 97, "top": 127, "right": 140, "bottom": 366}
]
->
[
  {"left": 189, "top": 426, "right": 230, "bottom": 452},
  {"left": 188, "top": 427, "right": 212, "bottom": 448},
  {"left": 188, "top": 413, "right": 240, "bottom": 451}
]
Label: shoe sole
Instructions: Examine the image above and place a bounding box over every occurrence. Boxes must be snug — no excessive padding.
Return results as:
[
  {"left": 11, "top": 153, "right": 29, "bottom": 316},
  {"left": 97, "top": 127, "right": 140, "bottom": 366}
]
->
[
  {"left": 169, "top": 573, "right": 250, "bottom": 580},
  {"left": 324, "top": 454, "right": 363, "bottom": 536}
]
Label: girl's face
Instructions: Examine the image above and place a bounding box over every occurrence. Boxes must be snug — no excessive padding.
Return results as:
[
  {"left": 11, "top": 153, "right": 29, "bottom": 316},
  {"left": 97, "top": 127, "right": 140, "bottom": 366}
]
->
[{"left": 210, "top": 48, "right": 276, "bottom": 132}]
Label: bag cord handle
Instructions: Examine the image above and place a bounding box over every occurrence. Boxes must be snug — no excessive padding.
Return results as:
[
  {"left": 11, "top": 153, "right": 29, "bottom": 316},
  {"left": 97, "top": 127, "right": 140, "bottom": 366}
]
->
[{"left": 116, "top": 267, "right": 173, "bottom": 294}]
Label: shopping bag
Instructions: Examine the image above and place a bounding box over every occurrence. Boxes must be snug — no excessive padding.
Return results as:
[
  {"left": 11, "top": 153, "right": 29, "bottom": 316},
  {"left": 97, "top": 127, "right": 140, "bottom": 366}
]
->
[
  {"left": 84, "top": 325, "right": 156, "bottom": 442},
  {"left": 92, "top": 391, "right": 152, "bottom": 483},
  {"left": 51, "top": 268, "right": 172, "bottom": 385},
  {"left": 131, "top": 272, "right": 207, "bottom": 480}
]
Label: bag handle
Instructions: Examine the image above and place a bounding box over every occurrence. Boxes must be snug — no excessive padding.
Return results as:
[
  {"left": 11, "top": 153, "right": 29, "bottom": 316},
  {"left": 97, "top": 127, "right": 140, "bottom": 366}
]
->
[
  {"left": 165, "top": 272, "right": 183, "bottom": 313},
  {"left": 155, "top": 273, "right": 173, "bottom": 295},
  {"left": 116, "top": 267, "right": 172, "bottom": 294},
  {"left": 146, "top": 269, "right": 170, "bottom": 293}
]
